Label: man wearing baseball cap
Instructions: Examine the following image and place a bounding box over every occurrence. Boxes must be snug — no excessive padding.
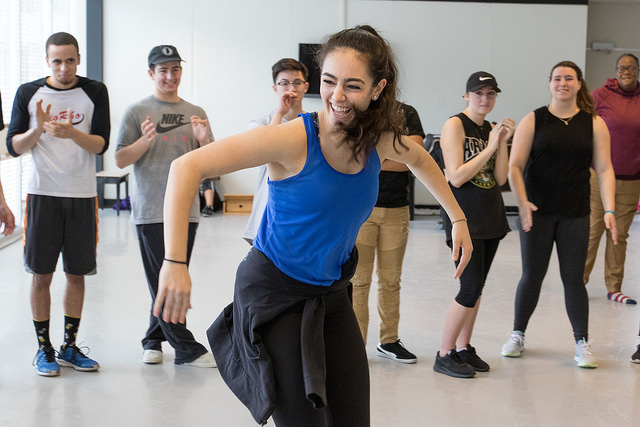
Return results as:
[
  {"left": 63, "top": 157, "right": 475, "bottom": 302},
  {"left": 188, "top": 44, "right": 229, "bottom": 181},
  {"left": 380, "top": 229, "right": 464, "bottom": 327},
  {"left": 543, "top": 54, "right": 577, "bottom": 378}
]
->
[{"left": 115, "top": 45, "right": 216, "bottom": 367}]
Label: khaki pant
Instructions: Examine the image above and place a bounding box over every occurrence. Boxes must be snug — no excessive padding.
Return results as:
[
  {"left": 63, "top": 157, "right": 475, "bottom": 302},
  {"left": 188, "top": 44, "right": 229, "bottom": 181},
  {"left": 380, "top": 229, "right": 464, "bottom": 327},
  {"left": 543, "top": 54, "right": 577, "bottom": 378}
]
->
[
  {"left": 584, "top": 169, "right": 640, "bottom": 293},
  {"left": 351, "top": 206, "right": 409, "bottom": 345}
]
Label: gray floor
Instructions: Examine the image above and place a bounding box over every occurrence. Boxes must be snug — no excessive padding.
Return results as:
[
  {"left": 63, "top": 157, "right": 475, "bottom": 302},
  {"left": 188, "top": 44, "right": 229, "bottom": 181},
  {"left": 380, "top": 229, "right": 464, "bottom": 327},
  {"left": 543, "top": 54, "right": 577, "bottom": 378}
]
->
[{"left": 1, "top": 209, "right": 639, "bottom": 427}]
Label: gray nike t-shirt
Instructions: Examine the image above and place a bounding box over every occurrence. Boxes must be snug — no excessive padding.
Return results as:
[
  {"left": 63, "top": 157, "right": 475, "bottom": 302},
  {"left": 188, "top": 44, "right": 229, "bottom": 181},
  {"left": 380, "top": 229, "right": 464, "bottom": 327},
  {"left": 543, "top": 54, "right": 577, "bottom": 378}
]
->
[{"left": 116, "top": 95, "right": 210, "bottom": 224}]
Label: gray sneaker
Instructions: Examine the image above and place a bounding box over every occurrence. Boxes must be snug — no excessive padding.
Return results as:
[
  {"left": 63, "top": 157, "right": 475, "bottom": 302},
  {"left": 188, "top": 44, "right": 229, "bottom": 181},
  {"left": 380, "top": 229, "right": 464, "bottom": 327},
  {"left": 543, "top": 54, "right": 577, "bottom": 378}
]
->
[{"left": 502, "top": 331, "right": 525, "bottom": 357}]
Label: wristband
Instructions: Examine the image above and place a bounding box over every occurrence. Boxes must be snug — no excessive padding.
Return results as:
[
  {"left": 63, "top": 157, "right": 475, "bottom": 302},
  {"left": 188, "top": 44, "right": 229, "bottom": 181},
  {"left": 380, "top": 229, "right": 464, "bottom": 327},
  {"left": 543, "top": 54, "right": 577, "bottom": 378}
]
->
[
  {"left": 451, "top": 218, "right": 467, "bottom": 224},
  {"left": 164, "top": 257, "right": 188, "bottom": 265},
  {"left": 604, "top": 210, "right": 615, "bottom": 217}
]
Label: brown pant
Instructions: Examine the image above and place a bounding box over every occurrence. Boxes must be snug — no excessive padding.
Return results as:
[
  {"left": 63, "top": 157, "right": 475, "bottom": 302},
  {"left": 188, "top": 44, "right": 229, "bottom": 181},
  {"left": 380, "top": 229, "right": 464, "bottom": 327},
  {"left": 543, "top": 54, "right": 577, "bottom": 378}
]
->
[
  {"left": 584, "top": 169, "right": 640, "bottom": 293},
  {"left": 351, "top": 206, "right": 409, "bottom": 345}
]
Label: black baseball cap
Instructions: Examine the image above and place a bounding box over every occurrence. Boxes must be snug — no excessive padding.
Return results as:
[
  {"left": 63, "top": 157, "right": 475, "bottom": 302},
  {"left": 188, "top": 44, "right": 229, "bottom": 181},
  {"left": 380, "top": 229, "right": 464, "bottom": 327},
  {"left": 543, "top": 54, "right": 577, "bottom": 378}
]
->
[
  {"left": 466, "top": 71, "right": 501, "bottom": 93},
  {"left": 148, "top": 45, "right": 184, "bottom": 68}
]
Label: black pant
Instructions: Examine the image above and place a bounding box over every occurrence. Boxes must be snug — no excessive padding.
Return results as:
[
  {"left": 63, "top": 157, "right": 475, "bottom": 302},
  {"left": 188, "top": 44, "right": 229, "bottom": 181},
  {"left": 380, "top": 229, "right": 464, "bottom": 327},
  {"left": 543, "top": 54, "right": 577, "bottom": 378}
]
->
[
  {"left": 513, "top": 212, "right": 590, "bottom": 341},
  {"left": 261, "top": 287, "right": 370, "bottom": 427},
  {"left": 136, "top": 222, "right": 207, "bottom": 363},
  {"left": 454, "top": 237, "right": 501, "bottom": 308}
]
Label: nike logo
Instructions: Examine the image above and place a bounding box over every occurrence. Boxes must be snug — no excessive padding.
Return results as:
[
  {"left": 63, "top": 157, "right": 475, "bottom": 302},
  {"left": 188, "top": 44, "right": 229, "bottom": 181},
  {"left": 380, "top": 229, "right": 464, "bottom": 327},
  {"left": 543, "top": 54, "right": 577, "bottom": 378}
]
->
[
  {"left": 479, "top": 76, "right": 492, "bottom": 81},
  {"left": 156, "top": 113, "right": 189, "bottom": 133},
  {"left": 156, "top": 121, "right": 189, "bottom": 133}
]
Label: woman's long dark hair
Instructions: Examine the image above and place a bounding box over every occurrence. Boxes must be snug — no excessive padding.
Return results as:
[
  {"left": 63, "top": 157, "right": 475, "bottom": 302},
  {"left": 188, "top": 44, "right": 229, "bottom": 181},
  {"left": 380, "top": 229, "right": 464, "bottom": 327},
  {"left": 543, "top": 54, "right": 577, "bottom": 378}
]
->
[
  {"left": 550, "top": 61, "right": 595, "bottom": 116},
  {"left": 315, "top": 25, "right": 407, "bottom": 161}
]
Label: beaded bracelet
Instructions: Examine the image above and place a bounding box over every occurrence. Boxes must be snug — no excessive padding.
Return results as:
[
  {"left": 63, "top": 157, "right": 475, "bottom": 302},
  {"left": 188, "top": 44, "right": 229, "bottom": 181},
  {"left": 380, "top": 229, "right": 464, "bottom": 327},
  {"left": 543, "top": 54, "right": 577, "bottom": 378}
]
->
[
  {"left": 604, "top": 210, "right": 616, "bottom": 217},
  {"left": 164, "top": 257, "right": 188, "bottom": 265},
  {"left": 451, "top": 218, "right": 467, "bottom": 224}
]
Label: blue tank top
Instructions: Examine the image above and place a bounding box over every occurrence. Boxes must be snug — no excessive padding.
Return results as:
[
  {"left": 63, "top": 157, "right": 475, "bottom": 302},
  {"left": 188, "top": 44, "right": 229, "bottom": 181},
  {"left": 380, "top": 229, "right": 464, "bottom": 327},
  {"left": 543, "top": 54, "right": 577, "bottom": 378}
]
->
[{"left": 254, "top": 112, "right": 381, "bottom": 286}]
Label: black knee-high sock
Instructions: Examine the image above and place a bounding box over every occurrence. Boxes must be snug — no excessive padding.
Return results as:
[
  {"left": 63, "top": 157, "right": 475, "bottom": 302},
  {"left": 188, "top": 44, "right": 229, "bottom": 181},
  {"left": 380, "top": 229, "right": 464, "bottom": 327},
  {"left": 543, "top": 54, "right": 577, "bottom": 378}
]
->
[
  {"left": 62, "top": 316, "right": 80, "bottom": 350},
  {"left": 34, "top": 319, "right": 52, "bottom": 350}
]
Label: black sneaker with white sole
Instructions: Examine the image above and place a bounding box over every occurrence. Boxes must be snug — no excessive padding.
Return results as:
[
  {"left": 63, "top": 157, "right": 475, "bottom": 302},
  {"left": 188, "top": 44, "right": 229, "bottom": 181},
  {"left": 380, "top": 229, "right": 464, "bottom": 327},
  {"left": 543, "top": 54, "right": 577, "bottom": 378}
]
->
[
  {"left": 376, "top": 339, "right": 417, "bottom": 364},
  {"left": 433, "top": 350, "right": 475, "bottom": 378}
]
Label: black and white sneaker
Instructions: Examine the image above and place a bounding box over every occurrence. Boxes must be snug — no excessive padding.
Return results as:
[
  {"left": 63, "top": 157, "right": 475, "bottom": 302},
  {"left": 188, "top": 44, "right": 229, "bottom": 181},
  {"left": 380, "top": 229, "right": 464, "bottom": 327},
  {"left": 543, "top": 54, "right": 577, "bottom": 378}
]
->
[{"left": 376, "top": 339, "right": 417, "bottom": 364}]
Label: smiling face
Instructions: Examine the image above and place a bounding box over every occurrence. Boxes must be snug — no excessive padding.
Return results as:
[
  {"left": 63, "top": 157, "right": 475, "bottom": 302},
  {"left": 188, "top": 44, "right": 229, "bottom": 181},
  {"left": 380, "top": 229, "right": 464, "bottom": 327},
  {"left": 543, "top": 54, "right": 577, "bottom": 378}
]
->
[
  {"left": 149, "top": 60, "right": 182, "bottom": 101},
  {"left": 616, "top": 55, "right": 639, "bottom": 91},
  {"left": 46, "top": 44, "right": 80, "bottom": 89},
  {"left": 319, "top": 48, "right": 386, "bottom": 130},
  {"left": 549, "top": 66, "right": 581, "bottom": 102}
]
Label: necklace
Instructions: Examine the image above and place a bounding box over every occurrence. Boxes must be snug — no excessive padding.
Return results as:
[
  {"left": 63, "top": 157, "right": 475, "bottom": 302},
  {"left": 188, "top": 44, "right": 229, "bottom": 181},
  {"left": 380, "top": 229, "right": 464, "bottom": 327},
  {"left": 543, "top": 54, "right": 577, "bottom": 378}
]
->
[
  {"left": 557, "top": 116, "right": 574, "bottom": 126},
  {"left": 548, "top": 105, "right": 578, "bottom": 126}
]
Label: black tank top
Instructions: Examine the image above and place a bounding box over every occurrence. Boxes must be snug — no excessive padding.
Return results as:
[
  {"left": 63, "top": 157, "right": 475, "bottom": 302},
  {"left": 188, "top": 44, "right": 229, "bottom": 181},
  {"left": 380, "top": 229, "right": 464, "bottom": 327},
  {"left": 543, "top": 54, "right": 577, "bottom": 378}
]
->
[
  {"left": 444, "top": 113, "right": 509, "bottom": 243},
  {"left": 525, "top": 106, "right": 593, "bottom": 217}
]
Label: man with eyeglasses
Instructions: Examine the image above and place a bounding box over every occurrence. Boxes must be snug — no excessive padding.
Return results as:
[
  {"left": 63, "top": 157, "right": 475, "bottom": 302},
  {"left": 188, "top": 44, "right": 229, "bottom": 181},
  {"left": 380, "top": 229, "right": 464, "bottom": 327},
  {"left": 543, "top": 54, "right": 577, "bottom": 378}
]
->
[
  {"left": 584, "top": 53, "right": 640, "bottom": 310},
  {"left": 242, "top": 58, "right": 309, "bottom": 244},
  {"left": 114, "top": 45, "right": 216, "bottom": 368}
]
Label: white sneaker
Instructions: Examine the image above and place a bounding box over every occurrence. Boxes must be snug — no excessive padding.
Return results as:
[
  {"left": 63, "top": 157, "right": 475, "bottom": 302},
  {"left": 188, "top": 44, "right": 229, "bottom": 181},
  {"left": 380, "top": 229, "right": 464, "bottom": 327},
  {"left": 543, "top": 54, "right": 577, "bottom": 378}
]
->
[
  {"left": 502, "top": 331, "right": 525, "bottom": 357},
  {"left": 181, "top": 352, "right": 217, "bottom": 368},
  {"left": 575, "top": 339, "right": 598, "bottom": 368},
  {"left": 142, "top": 349, "right": 163, "bottom": 364}
]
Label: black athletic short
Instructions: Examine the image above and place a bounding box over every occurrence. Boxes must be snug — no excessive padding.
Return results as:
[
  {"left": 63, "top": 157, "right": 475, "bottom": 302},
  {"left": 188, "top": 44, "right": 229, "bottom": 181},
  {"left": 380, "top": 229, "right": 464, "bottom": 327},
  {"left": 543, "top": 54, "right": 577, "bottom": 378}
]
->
[{"left": 23, "top": 194, "right": 98, "bottom": 275}]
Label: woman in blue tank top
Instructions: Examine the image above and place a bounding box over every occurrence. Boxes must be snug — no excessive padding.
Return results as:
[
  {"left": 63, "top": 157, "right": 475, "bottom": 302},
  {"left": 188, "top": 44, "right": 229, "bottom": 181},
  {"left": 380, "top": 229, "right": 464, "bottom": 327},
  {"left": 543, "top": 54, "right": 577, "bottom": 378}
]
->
[
  {"left": 154, "top": 26, "right": 472, "bottom": 426},
  {"left": 503, "top": 61, "right": 617, "bottom": 370}
]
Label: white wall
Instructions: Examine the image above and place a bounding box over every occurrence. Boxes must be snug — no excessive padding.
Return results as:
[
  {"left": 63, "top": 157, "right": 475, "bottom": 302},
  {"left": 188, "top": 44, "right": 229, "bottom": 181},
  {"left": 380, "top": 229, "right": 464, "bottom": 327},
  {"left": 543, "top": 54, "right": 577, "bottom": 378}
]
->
[{"left": 103, "top": 0, "right": 588, "bottom": 205}]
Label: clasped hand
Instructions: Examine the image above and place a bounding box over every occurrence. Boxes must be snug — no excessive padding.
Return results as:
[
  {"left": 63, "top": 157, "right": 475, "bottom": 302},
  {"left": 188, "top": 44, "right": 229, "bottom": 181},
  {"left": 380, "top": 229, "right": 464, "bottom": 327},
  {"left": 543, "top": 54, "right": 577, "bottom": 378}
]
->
[
  {"left": 488, "top": 118, "right": 516, "bottom": 151},
  {"left": 42, "top": 106, "right": 78, "bottom": 139}
]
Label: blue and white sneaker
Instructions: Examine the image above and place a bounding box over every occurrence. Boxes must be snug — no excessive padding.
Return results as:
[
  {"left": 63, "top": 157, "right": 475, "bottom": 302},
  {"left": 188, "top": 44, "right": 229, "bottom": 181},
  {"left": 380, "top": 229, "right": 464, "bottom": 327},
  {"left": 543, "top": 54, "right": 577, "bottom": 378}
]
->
[
  {"left": 33, "top": 347, "right": 60, "bottom": 377},
  {"left": 56, "top": 345, "right": 100, "bottom": 371}
]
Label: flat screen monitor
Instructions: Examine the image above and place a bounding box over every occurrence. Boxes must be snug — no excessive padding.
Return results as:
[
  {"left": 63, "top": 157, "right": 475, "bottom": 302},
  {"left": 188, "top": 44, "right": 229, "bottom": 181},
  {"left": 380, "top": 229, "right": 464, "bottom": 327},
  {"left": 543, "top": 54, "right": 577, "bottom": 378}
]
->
[{"left": 298, "top": 43, "right": 321, "bottom": 96}]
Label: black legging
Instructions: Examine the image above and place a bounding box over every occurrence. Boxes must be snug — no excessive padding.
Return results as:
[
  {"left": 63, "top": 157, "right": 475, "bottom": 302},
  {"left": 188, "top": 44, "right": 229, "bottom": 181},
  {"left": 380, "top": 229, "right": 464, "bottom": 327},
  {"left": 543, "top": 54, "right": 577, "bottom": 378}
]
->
[
  {"left": 261, "top": 287, "right": 370, "bottom": 427},
  {"left": 454, "top": 237, "right": 501, "bottom": 308},
  {"left": 513, "top": 212, "right": 590, "bottom": 341}
]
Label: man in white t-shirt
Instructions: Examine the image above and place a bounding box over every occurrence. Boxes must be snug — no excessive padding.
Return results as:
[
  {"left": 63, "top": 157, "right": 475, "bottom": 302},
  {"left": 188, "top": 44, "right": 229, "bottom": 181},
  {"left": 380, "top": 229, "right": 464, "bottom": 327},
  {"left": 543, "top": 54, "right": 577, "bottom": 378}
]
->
[
  {"left": 242, "top": 58, "right": 309, "bottom": 244},
  {"left": 6, "top": 32, "right": 109, "bottom": 376}
]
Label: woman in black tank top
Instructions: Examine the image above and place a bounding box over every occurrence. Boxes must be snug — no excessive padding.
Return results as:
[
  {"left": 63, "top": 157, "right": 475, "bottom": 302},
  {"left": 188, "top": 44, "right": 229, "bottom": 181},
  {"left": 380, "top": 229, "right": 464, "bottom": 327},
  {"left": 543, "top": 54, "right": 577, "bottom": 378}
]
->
[
  {"left": 434, "top": 72, "right": 514, "bottom": 378},
  {"left": 503, "top": 61, "right": 617, "bottom": 369}
]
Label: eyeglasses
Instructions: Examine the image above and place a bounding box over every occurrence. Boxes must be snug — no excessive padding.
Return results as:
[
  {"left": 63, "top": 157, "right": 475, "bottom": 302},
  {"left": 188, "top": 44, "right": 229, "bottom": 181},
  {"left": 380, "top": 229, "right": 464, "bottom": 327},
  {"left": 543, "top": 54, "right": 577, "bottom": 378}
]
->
[
  {"left": 616, "top": 66, "right": 638, "bottom": 74},
  {"left": 276, "top": 79, "right": 306, "bottom": 88}
]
